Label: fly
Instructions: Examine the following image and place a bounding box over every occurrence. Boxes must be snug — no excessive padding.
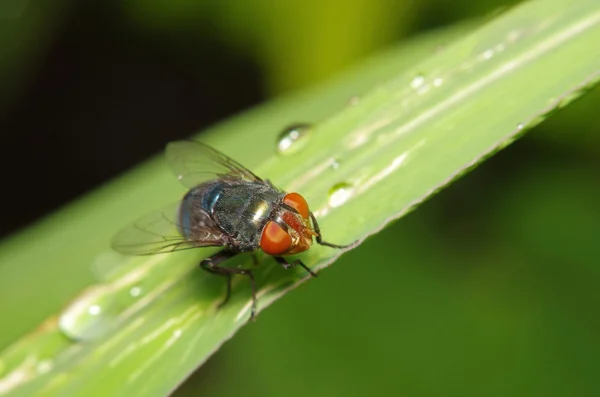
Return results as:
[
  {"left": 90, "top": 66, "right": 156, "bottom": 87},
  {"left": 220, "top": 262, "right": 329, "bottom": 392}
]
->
[{"left": 111, "top": 140, "right": 353, "bottom": 320}]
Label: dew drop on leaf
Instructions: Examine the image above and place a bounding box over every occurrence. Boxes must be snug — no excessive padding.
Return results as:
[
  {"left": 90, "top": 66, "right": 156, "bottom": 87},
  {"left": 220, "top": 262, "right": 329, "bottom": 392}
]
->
[
  {"left": 129, "top": 286, "right": 143, "bottom": 298},
  {"left": 330, "top": 158, "right": 340, "bottom": 170},
  {"left": 410, "top": 74, "right": 425, "bottom": 89},
  {"left": 276, "top": 123, "right": 312, "bottom": 155},
  {"left": 59, "top": 286, "right": 124, "bottom": 341},
  {"left": 328, "top": 182, "right": 355, "bottom": 208}
]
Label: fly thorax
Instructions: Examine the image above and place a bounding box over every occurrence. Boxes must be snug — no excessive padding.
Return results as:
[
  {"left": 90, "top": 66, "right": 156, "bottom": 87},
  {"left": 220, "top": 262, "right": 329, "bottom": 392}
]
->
[{"left": 212, "top": 183, "right": 281, "bottom": 249}]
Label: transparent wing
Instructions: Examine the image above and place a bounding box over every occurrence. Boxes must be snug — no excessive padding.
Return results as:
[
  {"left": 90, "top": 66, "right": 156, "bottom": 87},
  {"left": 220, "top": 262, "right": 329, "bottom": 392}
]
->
[
  {"left": 166, "top": 140, "right": 262, "bottom": 189},
  {"left": 111, "top": 201, "right": 226, "bottom": 255}
]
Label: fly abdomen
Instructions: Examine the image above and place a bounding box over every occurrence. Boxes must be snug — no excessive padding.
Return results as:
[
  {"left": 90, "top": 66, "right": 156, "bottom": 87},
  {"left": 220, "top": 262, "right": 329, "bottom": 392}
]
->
[
  {"left": 177, "top": 181, "right": 224, "bottom": 240},
  {"left": 178, "top": 192, "right": 195, "bottom": 239}
]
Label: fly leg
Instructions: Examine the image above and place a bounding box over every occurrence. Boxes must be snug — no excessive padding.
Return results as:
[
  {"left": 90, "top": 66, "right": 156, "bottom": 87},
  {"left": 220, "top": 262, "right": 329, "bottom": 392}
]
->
[
  {"left": 200, "top": 250, "right": 258, "bottom": 320},
  {"left": 274, "top": 256, "right": 318, "bottom": 278},
  {"left": 200, "top": 250, "right": 238, "bottom": 308},
  {"left": 309, "top": 212, "right": 356, "bottom": 249}
]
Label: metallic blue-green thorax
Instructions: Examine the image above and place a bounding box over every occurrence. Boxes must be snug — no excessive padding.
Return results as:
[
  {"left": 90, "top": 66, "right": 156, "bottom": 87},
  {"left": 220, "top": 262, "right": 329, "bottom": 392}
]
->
[{"left": 179, "top": 180, "right": 284, "bottom": 251}]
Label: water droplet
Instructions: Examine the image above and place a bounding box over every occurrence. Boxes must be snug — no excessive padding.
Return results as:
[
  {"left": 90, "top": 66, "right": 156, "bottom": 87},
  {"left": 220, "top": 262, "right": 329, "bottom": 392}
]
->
[
  {"left": 276, "top": 123, "right": 312, "bottom": 155},
  {"left": 410, "top": 74, "right": 425, "bottom": 89},
  {"left": 516, "top": 123, "right": 524, "bottom": 130},
  {"left": 36, "top": 360, "right": 53, "bottom": 375},
  {"left": 58, "top": 282, "right": 144, "bottom": 341},
  {"left": 59, "top": 287, "right": 118, "bottom": 341},
  {"left": 129, "top": 286, "right": 142, "bottom": 298},
  {"left": 88, "top": 305, "right": 101, "bottom": 316},
  {"left": 482, "top": 49, "right": 494, "bottom": 60},
  {"left": 433, "top": 78, "right": 443, "bottom": 87},
  {"left": 328, "top": 182, "right": 354, "bottom": 208}
]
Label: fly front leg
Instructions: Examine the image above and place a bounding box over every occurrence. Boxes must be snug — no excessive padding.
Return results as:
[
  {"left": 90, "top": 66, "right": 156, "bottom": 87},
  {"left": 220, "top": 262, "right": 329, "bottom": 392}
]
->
[
  {"left": 274, "top": 256, "right": 318, "bottom": 278},
  {"left": 200, "top": 249, "right": 258, "bottom": 320},
  {"left": 251, "top": 252, "right": 259, "bottom": 267},
  {"left": 309, "top": 212, "right": 356, "bottom": 249}
]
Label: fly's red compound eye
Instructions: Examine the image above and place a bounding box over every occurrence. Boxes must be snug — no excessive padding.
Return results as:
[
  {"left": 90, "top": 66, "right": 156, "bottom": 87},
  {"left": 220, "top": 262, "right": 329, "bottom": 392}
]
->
[
  {"left": 283, "top": 193, "right": 309, "bottom": 219},
  {"left": 260, "top": 221, "right": 292, "bottom": 255}
]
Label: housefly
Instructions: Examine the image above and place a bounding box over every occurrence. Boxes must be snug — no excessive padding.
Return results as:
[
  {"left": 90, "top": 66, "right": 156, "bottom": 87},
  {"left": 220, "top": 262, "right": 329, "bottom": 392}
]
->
[{"left": 111, "top": 140, "right": 353, "bottom": 320}]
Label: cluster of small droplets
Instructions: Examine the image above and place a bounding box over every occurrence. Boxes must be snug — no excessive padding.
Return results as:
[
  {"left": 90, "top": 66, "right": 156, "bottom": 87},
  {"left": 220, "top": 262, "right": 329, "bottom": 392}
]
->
[
  {"left": 275, "top": 123, "right": 355, "bottom": 211},
  {"left": 409, "top": 73, "right": 445, "bottom": 96}
]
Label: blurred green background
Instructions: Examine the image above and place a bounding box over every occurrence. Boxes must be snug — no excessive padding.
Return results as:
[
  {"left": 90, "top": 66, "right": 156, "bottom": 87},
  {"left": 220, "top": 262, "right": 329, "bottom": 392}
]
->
[{"left": 2, "top": 0, "right": 599, "bottom": 396}]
